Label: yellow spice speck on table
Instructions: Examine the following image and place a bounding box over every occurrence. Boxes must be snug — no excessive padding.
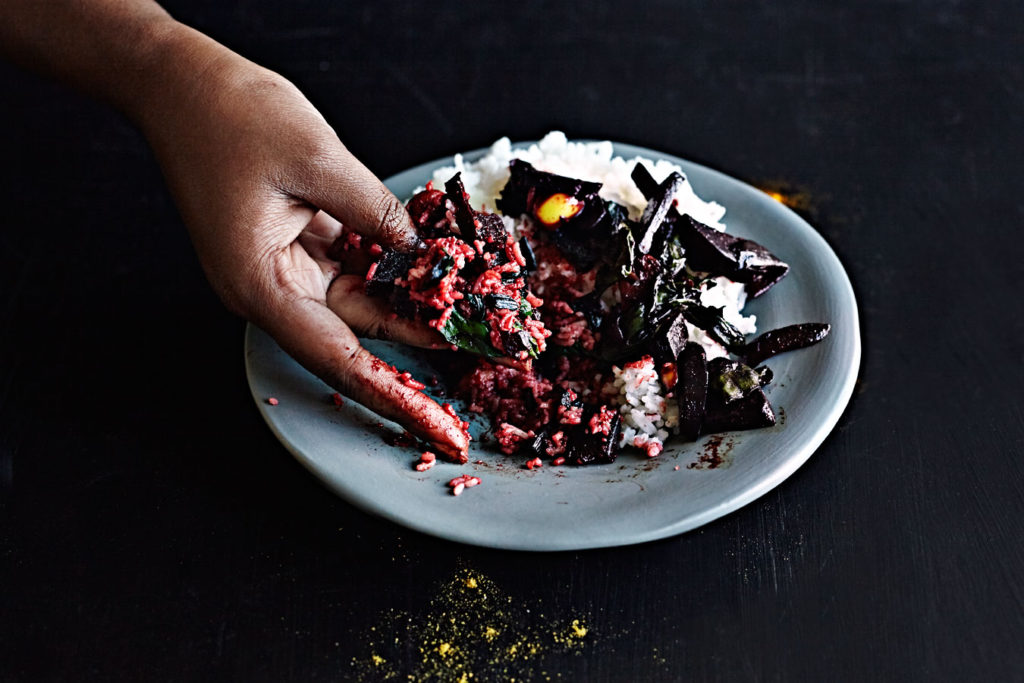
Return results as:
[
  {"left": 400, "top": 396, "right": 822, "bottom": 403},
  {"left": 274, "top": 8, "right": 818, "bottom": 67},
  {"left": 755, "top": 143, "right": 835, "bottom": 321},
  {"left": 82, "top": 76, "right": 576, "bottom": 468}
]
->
[{"left": 350, "top": 568, "right": 592, "bottom": 681}]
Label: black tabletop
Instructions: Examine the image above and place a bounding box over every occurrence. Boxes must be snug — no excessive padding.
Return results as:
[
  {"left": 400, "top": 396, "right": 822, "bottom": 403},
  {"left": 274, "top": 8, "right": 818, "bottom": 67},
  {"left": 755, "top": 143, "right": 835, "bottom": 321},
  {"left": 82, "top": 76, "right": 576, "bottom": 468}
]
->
[{"left": 4, "top": 1, "right": 1023, "bottom": 680}]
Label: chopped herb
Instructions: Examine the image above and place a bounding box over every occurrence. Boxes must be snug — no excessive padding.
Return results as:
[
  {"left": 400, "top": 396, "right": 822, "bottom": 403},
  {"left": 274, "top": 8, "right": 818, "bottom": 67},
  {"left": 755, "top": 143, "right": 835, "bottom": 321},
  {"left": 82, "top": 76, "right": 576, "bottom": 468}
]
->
[
  {"left": 439, "top": 310, "right": 503, "bottom": 359},
  {"left": 422, "top": 253, "right": 455, "bottom": 288}
]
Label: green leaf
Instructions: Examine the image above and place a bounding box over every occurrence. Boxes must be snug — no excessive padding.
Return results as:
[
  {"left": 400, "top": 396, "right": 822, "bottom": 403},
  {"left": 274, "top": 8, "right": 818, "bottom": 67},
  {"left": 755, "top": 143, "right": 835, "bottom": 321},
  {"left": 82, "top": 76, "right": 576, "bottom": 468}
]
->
[
  {"left": 682, "top": 304, "right": 747, "bottom": 350},
  {"left": 663, "top": 236, "right": 687, "bottom": 277},
  {"left": 437, "top": 309, "right": 542, "bottom": 360},
  {"left": 439, "top": 310, "right": 502, "bottom": 358},
  {"left": 712, "top": 362, "right": 764, "bottom": 402},
  {"left": 623, "top": 301, "right": 647, "bottom": 341}
]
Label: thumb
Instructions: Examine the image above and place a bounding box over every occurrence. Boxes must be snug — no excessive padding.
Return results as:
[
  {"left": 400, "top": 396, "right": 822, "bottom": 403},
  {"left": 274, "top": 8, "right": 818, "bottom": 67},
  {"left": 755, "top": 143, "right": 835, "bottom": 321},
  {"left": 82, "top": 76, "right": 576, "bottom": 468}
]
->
[{"left": 298, "top": 139, "right": 419, "bottom": 251}]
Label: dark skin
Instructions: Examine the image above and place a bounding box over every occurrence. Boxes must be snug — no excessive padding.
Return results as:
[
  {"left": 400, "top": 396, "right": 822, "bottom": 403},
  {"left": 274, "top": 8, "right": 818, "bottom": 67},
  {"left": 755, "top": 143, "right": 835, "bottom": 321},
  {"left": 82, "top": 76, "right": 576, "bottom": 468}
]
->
[{"left": 0, "top": 1, "right": 469, "bottom": 457}]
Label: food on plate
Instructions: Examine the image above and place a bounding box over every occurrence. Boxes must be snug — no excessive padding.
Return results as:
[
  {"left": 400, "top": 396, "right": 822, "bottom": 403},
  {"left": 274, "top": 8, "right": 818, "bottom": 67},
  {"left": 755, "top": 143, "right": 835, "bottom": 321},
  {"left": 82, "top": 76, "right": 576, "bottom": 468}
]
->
[
  {"left": 367, "top": 172, "right": 549, "bottom": 362},
  {"left": 347, "top": 133, "right": 830, "bottom": 466}
]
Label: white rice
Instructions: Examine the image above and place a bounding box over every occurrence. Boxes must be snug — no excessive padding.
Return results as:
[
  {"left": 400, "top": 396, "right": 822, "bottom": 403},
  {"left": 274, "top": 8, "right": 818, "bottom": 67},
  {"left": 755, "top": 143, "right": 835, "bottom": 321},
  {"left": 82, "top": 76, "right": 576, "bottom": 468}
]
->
[
  {"left": 426, "top": 131, "right": 727, "bottom": 228},
  {"left": 612, "top": 357, "right": 679, "bottom": 456},
  {"left": 688, "top": 276, "right": 757, "bottom": 361},
  {"left": 425, "top": 132, "right": 754, "bottom": 456}
]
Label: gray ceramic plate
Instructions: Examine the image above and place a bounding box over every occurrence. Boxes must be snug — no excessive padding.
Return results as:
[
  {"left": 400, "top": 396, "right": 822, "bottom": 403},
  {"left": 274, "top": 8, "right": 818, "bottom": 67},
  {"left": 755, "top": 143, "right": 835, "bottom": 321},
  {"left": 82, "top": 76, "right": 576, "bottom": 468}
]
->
[{"left": 244, "top": 141, "right": 860, "bottom": 551}]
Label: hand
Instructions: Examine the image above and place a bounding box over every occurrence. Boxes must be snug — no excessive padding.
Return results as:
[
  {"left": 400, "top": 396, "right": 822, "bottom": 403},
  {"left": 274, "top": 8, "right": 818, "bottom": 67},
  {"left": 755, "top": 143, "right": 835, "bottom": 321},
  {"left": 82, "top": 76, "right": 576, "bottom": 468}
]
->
[{"left": 134, "top": 27, "right": 469, "bottom": 458}]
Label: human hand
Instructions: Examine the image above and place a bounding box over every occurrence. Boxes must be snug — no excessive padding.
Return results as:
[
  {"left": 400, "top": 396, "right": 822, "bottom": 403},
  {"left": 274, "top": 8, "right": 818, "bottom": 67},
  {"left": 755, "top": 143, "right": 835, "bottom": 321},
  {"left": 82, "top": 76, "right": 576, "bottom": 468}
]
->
[{"left": 133, "top": 26, "right": 469, "bottom": 459}]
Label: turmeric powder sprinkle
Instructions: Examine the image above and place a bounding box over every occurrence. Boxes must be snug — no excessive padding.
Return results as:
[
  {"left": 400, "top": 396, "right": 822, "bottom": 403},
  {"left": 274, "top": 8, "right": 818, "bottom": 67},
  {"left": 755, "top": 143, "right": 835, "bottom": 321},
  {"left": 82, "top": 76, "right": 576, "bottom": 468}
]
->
[{"left": 350, "top": 568, "right": 591, "bottom": 681}]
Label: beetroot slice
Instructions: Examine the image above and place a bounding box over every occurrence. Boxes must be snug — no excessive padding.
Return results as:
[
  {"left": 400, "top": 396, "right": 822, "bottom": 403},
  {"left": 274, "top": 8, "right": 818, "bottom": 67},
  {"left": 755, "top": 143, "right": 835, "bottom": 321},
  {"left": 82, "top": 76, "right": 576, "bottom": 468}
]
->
[
  {"left": 569, "top": 406, "right": 621, "bottom": 466},
  {"left": 634, "top": 170, "right": 684, "bottom": 255},
  {"left": 631, "top": 162, "right": 790, "bottom": 298},
  {"left": 496, "top": 159, "right": 602, "bottom": 218},
  {"left": 742, "top": 323, "right": 831, "bottom": 366},
  {"left": 677, "top": 342, "right": 709, "bottom": 442},
  {"left": 649, "top": 312, "right": 689, "bottom": 366},
  {"left": 703, "top": 389, "right": 776, "bottom": 433},
  {"left": 497, "top": 160, "right": 624, "bottom": 271},
  {"left": 405, "top": 188, "right": 452, "bottom": 238},
  {"left": 442, "top": 174, "right": 480, "bottom": 241},
  {"left": 677, "top": 217, "right": 790, "bottom": 299},
  {"left": 365, "top": 249, "right": 411, "bottom": 297}
]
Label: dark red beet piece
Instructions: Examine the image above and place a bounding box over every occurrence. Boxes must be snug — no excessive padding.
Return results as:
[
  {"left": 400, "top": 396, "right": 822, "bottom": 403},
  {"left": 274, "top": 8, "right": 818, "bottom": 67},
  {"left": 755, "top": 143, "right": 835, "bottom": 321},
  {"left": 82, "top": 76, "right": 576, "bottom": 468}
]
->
[
  {"left": 485, "top": 293, "right": 519, "bottom": 310},
  {"left": 522, "top": 392, "right": 620, "bottom": 467},
  {"left": 405, "top": 189, "right": 452, "bottom": 237},
  {"left": 496, "top": 159, "right": 602, "bottom": 217},
  {"left": 631, "top": 162, "right": 789, "bottom": 298},
  {"left": 741, "top": 323, "right": 831, "bottom": 366},
  {"left": 571, "top": 290, "right": 604, "bottom": 331},
  {"left": 444, "top": 172, "right": 508, "bottom": 247},
  {"left": 517, "top": 236, "right": 537, "bottom": 271},
  {"left": 365, "top": 249, "right": 411, "bottom": 297},
  {"left": 633, "top": 169, "right": 684, "bottom": 255},
  {"left": 648, "top": 312, "right": 689, "bottom": 366},
  {"left": 702, "top": 389, "right": 776, "bottom": 433},
  {"left": 499, "top": 329, "right": 533, "bottom": 356},
  {"left": 677, "top": 216, "right": 790, "bottom": 298},
  {"left": 707, "top": 357, "right": 773, "bottom": 404},
  {"left": 498, "top": 160, "right": 623, "bottom": 271},
  {"left": 473, "top": 211, "right": 508, "bottom": 246},
  {"left": 569, "top": 407, "right": 621, "bottom": 466},
  {"left": 443, "top": 173, "right": 478, "bottom": 239},
  {"left": 677, "top": 342, "right": 709, "bottom": 442}
]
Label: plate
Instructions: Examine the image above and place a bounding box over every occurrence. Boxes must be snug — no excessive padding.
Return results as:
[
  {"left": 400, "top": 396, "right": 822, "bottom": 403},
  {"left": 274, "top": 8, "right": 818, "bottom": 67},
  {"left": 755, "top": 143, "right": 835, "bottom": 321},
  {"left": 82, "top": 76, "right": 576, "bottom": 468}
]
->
[{"left": 244, "top": 141, "right": 860, "bottom": 551}]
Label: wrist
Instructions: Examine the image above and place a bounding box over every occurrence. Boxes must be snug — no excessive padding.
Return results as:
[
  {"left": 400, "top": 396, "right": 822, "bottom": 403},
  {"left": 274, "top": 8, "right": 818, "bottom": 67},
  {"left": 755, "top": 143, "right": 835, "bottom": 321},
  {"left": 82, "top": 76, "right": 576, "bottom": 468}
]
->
[
  {"left": 0, "top": 2, "right": 186, "bottom": 116},
  {"left": 115, "top": 20, "right": 243, "bottom": 129}
]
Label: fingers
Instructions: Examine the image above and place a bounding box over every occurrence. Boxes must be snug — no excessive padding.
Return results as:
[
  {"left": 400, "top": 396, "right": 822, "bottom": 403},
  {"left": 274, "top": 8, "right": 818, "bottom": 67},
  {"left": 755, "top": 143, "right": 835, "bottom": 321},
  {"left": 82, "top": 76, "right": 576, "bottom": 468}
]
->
[
  {"left": 259, "top": 295, "right": 469, "bottom": 460},
  {"left": 297, "top": 143, "right": 419, "bottom": 252},
  {"left": 298, "top": 211, "right": 377, "bottom": 278},
  {"left": 296, "top": 211, "right": 343, "bottom": 261},
  {"left": 327, "top": 275, "right": 446, "bottom": 349},
  {"left": 326, "top": 275, "right": 527, "bottom": 366}
]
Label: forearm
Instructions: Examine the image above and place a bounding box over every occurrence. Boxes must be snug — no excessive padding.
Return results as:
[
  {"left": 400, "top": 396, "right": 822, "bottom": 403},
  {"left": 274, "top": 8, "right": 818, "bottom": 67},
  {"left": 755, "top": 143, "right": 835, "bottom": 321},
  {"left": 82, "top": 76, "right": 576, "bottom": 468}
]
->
[{"left": 0, "top": 1, "right": 245, "bottom": 126}]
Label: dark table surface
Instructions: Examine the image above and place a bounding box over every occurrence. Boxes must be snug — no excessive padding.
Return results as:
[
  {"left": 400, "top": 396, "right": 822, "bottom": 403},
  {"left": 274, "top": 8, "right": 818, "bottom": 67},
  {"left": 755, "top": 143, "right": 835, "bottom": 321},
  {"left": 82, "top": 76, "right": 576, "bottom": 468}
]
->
[{"left": 4, "top": 1, "right": 1023, "bottom": 680}]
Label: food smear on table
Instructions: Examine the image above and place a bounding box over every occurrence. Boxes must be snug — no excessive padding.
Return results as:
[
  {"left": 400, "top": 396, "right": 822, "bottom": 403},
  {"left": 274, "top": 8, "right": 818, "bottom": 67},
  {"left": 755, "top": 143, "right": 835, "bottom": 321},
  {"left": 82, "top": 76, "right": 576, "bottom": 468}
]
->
[{"left": 344, "top": 132, "right": 830, "bottom": 468}]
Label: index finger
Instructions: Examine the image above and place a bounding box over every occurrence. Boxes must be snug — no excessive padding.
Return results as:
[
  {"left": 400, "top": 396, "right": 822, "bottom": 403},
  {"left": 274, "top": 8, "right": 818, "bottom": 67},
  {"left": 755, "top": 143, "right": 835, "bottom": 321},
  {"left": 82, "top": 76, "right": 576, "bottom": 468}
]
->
[
  {"left": 260, "top": 293, "right": 470, "bottom": 461},
  {"left": 296, "top": 141, "right": 419, "bottom": 252}
]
